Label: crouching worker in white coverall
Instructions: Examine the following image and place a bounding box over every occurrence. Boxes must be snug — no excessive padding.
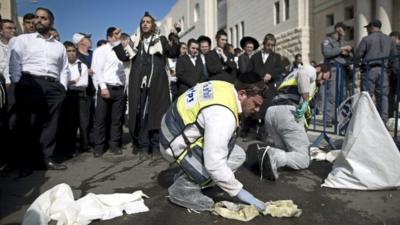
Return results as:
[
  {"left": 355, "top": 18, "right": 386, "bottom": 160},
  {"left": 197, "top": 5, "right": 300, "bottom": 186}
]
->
[
  {"left": 160, "top": 72, "right": 266, "bottom": 212},
  {"left": 260, "top": 64, "right": 330, "bottom": 181}
]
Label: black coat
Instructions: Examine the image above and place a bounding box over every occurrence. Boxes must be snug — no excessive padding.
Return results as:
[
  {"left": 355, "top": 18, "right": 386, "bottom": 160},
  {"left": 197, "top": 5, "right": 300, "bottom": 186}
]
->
[
  {"left": 238, "top": 53, "right": 251, "bottom": 75},
  {"left": 205, "top": 49, "right": 237, "bottom": 83},
  {"left": 176, "top": 54, "right": 206, "bottom": 95},
  {"left": 113, "top": 35, "right": 179, "bottom": 133},
  {"left": 247, "top": 51, "right": 286, "bottom": 117}
]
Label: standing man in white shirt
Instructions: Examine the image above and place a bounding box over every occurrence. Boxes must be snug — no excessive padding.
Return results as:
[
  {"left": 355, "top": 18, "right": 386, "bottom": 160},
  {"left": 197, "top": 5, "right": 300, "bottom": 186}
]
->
[
  {"left": 9, "top": 7, "right": 69, "bottom": 174},
  {"left": 91, "top": 27, "right": 126, "bottom": 157},
  {"left": 0, "top": 18, "right": 16, "bottom": 168},
  {"left": 57, "top": 41, "right": 89, "bottom": 158}
]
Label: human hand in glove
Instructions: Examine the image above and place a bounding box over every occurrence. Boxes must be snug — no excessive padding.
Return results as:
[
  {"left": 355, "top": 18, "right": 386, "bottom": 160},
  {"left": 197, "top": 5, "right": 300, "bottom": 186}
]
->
[
  {"left": 295, "top": 101, "right": 308, "bottom": 122},
  {"left": 236, "top": 189, "right": 265, "bottom": 212}
]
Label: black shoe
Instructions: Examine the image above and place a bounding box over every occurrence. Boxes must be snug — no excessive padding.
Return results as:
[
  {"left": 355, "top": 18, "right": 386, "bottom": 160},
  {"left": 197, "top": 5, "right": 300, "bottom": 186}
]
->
[
  {"left": 46, "top": 161, "right": 67, "bottom": 170},
  {"left": 131, "top": 145, "right": 140, "bottom": 155},
  {"left": 110, "top": 147, "right": 123, "bottom": 155},
  {"left": 93, "top": 150, "right": 103, "bottom": 158}
]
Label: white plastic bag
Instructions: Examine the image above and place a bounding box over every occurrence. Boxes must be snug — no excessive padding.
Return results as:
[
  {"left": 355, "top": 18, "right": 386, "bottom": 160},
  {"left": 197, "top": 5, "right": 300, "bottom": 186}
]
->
[{"left": 322, "top": 92, "right": 400, "bottom": 190}]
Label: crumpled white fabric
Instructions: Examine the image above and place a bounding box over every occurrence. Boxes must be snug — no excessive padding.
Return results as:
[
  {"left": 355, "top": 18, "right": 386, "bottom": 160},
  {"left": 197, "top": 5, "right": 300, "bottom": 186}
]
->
[
  {"left": 323, "top": 92, "right": 400, "bottom": 190},
  {"left": 310, "top": 147, "right": 341, "bottom": 163},
  {"left": 22, "top": 183, "right": 149, "bottom": 225}
]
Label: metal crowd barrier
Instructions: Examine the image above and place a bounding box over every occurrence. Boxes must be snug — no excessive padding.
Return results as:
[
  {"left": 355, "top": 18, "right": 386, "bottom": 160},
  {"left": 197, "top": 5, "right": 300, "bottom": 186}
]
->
[{"left": 309, "top": 55, "right": 400, "bottom": 149}]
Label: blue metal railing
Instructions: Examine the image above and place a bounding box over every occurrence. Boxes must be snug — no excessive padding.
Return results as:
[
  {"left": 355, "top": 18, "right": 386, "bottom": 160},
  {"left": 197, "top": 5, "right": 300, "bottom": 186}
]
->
[{"left": 309, "top": 54, "right": 400, "bottom": 148}]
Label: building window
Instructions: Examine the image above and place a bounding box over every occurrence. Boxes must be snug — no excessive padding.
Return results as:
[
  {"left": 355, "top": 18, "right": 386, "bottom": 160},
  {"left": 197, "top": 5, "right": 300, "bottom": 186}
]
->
[
  {"left": 274, "top": 1, "right": 280, "bottom": 24},
  {"left": 284, "top": 0, "right": 290, "bottom": 20},
  {"left": 344, "top": 6, "right": 354, "bottom": 20},
  {"left": 230, "top": 27, "right": 233, "bottom": 44},
  {"left": 346, "top": 27, "right": 354, "bottom": 41},
  {"left": 241, "top": 21, "right": 245, "bottom": 37},
  {"left": 194, "top": 3, "right": 200, "bottom": 23},
  {"left": 326, "top": 14, "right": 334, "bottom": 27},
  {"left": 181, "top": 16, "right": 185, "bottom": 32},
  {"left": 235, "top": 24, "right": 239, "bottom": 47}
]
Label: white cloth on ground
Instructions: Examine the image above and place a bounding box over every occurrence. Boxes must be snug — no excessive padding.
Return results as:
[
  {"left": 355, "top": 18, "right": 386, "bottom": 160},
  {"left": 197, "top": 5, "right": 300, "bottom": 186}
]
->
[
  {"left": 22, "top": 183, "right": 149, "bottom": 225},
  {"left": 310, "top": 147, "right": 341, "bottom": 163}
]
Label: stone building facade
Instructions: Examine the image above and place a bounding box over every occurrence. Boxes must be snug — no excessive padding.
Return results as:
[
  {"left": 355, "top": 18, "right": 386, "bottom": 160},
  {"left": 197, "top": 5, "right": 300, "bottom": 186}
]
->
[
  {"left": 159, "top": 0, "right": 399, "bottom": 64},
  {"left": 0, "top": 0, "right": 23, "bottom": 33}
]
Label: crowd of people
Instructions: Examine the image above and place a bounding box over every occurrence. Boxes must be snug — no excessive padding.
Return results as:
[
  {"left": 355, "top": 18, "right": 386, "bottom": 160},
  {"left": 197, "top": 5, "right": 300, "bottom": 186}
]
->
[{"left": 0, "top": 6, "right": 399, "bottom": 212}]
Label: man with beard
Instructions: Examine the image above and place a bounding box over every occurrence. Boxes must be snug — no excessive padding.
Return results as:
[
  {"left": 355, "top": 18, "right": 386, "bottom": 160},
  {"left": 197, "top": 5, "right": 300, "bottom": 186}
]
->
[
  {"left": 9, "top": 7, "right": 68, "bottom": 175},
  {"left": 159, "top": 72, "right": 266, "bottom": 212},
  {"left": 113, "top": 12, "right": 180, "bottom": 156}
]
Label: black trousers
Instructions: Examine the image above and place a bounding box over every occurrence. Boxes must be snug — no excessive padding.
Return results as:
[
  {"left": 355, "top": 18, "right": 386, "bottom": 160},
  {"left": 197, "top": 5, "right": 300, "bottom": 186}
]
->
[
  {"left": 94, "top": 85, "right": 126, "bottom": 152},
  {"left": 57, "top": 89, "right": 91, "bottom": 155},
  {"left": 0, "top": 78, "right": 7, "bottom": 164},
  {"left": 134, "top": 87, "right": 159, "bottom": 153},
  {"left": 15, "top": 75, "right": 66, "bottom": 166}
]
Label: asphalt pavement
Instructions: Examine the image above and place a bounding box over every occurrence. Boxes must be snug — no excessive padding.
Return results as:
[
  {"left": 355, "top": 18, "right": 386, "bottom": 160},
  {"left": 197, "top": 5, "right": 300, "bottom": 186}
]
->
[{"left": 1, "top": 132, "right": 400, "bottom": 225}]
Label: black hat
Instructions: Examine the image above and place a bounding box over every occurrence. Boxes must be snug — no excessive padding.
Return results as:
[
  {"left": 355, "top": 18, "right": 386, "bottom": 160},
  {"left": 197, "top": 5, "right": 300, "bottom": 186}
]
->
[
  {"left": 143, "top": 11, "right": 155, "bottom": 20},
  {"left": 240, "top": 36, "right": 259, "bottom": 50},
  {"left": 197, "top": 35, "right": 212, "bottom": 46},
  {"left": 237, "top": 71, "right": 262, "bottom": 84},
  {"left": 334, "top": 22, "right": 348, "bottom": 30},
  {"left": 364, "top": 19, "right": 382, "bottom": 28}
]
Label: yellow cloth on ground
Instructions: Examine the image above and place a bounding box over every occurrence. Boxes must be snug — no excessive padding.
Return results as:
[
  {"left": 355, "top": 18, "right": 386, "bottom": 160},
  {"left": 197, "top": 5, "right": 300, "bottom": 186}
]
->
[
  {"left": 213, "top": 199, "right": 302, "bottom": 221},
  {"left": 262, "top": 200, "right": 302, "bottom": 217},
  {"left": 213, "top": 201, "right": 259, "bottom": 222}
]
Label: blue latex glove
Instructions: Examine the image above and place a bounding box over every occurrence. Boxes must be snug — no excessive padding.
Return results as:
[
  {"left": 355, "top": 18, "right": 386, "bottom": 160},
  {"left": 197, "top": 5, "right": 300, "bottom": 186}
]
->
[
  {"left": 295, "top": 101, "right": 309, "bottom": 122},
  {"left": 236, "top": 188, "right": 265, "bottom": 212}
]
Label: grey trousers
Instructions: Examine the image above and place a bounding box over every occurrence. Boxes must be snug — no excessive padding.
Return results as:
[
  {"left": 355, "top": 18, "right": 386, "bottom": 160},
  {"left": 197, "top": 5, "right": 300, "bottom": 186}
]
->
[
  {"left": 326, "top": 66, "right": 338, "bottom": 122},
  {"left": 165, "top": 144, "right": 246, "bottom": 211},
  {"left": 264, "top": 105, "right": 310, "bottom": 170},
  {"left": 364, "top": 67, "right": 389, "bottom": 122}
]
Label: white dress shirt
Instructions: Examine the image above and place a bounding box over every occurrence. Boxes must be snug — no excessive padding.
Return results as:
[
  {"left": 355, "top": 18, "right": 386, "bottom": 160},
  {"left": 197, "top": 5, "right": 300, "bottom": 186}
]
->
[
  {"left": 163, "top": 87, "right": 244, "bottom": 196},
  {"left": 189, "top": 55, "right": 197, "bottom": 66},
  {"left": 200, "top": 54, "right": 206, "bottom": 65},
  {"left": 262, "top": 51, "right": 269, "bottom": 64},
  {"left": 143, "top": 36, "right": 151, "bottom": 53},
  {"left": 0, "top": 40, "right": 10, "bottom": 84},
  {"left": 67, "top": 59, "right": 89, "bottom": 90},
  {"left": 9, "top": 32, "right": 68, "bottom": 88},
  {"left": 92, "top": 43, "right": 126, "bottom": 90}
]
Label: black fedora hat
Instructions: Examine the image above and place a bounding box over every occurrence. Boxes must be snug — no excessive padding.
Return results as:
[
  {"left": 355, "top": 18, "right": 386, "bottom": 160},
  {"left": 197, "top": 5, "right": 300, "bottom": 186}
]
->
[{"left": 240, "top": 36, "right": 259, "bottom": 50}]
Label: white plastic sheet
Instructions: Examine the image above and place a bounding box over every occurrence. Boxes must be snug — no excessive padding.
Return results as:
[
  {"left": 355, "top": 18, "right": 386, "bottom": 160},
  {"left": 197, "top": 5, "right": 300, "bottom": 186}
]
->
[
  {"left": 22, "top": 183, "right": 149, "bottom": 225},
  {"left": 322, "top": 92, "right": 400, "bottom": 190}
]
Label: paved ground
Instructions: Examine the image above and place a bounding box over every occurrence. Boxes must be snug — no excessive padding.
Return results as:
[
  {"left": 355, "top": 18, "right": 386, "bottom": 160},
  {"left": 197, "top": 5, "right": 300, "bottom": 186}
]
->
[{"left": 1, "top": 132, "right": 400, "bottom": 225}]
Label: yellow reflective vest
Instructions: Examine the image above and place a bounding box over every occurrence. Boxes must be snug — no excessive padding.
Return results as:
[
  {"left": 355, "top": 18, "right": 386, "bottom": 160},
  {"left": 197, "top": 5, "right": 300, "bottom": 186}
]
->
[{"left": 160, "top": 81, "right": 240, "bottom": 185}]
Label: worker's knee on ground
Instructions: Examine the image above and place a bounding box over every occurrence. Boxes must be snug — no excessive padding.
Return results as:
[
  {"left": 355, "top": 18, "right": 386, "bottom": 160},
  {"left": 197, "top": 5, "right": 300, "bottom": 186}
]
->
[
  {"left": 296, "top": 153, "right": 310, "bottom": 169},
  {"left": 227, "top": 145, "right": 246, "bottom": 171},
  {"left": 167, "top": 175, "right": 215, "bottom": 211}
]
